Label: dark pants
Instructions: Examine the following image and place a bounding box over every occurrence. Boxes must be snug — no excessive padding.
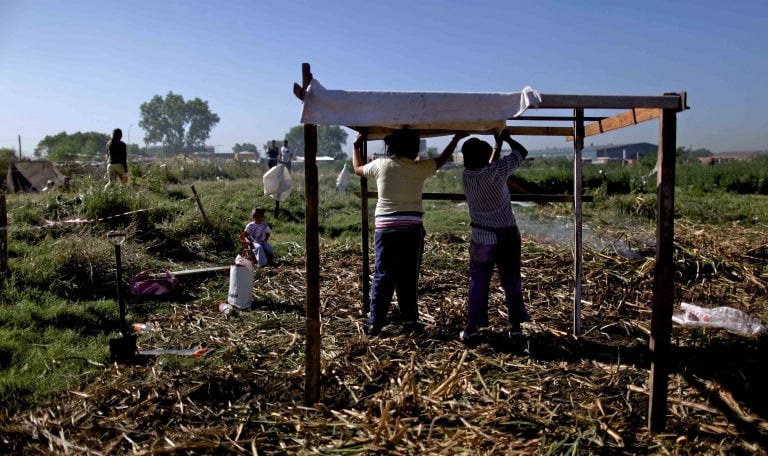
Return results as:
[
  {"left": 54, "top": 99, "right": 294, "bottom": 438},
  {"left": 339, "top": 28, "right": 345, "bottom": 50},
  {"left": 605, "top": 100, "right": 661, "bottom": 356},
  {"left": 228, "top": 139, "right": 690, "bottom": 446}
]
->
[
  {"left": 368, "top": 225, "right": 425, "bottom": 327},
  {"left": 268, "top": 159, "right": 278, "bottom": 169},
  {"left": 467, "top": 226, "right": 527, "bottom": 328}
]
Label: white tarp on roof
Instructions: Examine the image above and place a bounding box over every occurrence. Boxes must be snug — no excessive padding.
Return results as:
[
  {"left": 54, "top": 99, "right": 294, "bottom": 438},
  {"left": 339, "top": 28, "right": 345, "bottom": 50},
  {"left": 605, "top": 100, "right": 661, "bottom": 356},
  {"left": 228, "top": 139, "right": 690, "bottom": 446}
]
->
[{"left": 300, "top": 79, "right": 541, "bottom": 139}]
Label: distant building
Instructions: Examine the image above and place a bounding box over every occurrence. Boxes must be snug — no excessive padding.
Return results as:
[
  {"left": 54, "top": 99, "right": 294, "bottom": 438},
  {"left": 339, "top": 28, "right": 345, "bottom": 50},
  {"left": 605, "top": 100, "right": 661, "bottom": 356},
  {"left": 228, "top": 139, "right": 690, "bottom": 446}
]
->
[{"left": 595, "top": 142, "right": 657, "bottom": 162}]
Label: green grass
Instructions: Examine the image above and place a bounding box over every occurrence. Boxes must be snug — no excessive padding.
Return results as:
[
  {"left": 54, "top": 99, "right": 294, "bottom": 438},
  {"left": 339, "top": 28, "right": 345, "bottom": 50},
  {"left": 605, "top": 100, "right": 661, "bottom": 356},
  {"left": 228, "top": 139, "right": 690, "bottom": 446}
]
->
[{"left": 1, "top": 156, "right": 767, "bottom": 413}]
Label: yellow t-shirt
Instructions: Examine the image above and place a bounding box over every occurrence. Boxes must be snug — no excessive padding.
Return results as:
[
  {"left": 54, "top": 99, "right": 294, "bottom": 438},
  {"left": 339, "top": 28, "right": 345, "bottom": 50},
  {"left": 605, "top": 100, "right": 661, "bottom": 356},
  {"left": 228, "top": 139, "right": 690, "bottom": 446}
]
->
[{"left": 362, "top": 157, "right": 437, "bottom": 216}]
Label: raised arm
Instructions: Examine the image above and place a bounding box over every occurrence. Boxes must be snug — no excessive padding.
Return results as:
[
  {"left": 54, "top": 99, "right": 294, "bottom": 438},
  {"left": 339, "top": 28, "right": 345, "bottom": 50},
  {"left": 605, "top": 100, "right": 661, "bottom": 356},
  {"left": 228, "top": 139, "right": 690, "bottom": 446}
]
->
[
  {"left": 506, "top": 135, "right": 529, "bottom": 159},
  {"left": 494, "top": 130, "right": 529, "bottom": 161},
  {"left": 352, "top": 134, "right": 366, "bottom": 176},
  {"left": 435, "top": 133, "right": 468, "bottom": 169},
  {"left": 491, "top": 132, "right": 504, "bottom": 163}
]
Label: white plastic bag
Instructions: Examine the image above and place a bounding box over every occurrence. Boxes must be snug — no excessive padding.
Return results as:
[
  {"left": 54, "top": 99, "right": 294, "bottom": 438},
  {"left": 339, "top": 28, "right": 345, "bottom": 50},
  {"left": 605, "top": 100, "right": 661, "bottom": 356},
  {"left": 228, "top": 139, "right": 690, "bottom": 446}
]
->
[
  {"left": 235, "top": 254, "right": 253, "bottom": 271},
  {"left": 336, "top": 163, "right": 350, "bottom": 191},
  {"left": 228, "top": 254, "right": 254, "bottom": 309},
  {"left": 263, "top": 164, "right": 292, "bottom": 202},
  {"left": 672, "top": 302, "right": 767, "bottom": 337}
]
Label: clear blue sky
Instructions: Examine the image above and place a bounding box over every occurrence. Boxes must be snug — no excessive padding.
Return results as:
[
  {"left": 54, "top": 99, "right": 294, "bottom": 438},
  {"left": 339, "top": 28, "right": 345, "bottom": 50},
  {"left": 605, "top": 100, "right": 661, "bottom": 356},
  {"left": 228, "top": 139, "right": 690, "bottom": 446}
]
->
[{"left": 2, "top": 0, "right": 766, "bottom": 156}]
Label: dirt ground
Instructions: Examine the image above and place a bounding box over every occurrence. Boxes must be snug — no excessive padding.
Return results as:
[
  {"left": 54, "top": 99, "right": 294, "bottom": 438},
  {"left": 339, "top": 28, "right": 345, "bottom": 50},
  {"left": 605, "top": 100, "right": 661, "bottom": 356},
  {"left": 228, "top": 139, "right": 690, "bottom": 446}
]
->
[{"left": 1, "top": 221, "right": 767, "bottom": 455}]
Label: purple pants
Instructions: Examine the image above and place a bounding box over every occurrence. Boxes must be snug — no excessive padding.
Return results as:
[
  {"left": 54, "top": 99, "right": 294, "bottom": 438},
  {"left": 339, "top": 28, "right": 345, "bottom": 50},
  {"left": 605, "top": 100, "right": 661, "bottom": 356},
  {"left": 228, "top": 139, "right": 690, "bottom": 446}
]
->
[{"left": 467, "top": 226, "right": 528, "bottom": 328}]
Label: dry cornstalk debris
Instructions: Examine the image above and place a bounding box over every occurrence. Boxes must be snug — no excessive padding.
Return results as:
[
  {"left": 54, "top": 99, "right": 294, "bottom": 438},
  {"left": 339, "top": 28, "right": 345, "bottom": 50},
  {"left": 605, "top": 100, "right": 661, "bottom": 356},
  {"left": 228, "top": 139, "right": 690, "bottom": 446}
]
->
[{"left": 0, "top": 223, "right": 767, "bottom": 454}]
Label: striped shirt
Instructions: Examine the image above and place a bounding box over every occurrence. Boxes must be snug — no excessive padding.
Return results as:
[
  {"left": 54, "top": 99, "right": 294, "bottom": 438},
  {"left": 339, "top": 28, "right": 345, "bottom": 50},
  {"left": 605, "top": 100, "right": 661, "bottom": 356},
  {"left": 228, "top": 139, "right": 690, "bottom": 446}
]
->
[{"left": 462, "top": 151, "right": 524, "bottom": 245}]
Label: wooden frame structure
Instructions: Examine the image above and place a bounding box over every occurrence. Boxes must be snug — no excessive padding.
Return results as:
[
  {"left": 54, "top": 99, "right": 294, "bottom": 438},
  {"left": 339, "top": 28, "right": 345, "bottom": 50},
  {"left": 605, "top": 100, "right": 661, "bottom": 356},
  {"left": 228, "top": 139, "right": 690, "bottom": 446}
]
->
[{"left": 294, "top": 63, "right": 688, "bottom": 432}]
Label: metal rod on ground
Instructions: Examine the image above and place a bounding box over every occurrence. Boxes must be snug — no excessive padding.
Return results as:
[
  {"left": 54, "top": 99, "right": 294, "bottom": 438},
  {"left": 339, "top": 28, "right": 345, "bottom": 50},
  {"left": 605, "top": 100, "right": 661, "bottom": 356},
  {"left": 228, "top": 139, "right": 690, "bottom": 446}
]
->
[
  {"left": 190, "top": 185, "right": 211, "bottom": 227},
  {"left": 648, "top": 105, "right": 678, "bottom": 432},
  {"left": 360, "top": 130, "right": 370, "bottom": 315},
  {"left": 108, "top": 232, "right": 128, "bottom": 336},
  {"left": 572, "top": 108, "right": 584, "bottom": 336},
  {"left": 0, "top": 195, "right": 7, "bottom": 278},
  {"left": 301, "top": 62, "right": 321, "bottom": 405}
]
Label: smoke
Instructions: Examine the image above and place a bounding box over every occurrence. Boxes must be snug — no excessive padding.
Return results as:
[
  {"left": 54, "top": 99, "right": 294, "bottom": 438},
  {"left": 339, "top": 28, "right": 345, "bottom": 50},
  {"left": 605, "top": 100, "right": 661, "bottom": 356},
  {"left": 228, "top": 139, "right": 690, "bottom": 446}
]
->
[{"left": 513, "top": 208, "right": 647, "bottom": 259}]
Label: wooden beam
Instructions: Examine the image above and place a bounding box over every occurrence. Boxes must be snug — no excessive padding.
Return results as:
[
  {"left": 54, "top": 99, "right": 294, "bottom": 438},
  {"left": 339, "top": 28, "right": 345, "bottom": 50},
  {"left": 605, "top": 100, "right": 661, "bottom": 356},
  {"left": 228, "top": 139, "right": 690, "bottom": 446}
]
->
[
  {"left": 505, "top": 126, "right": 574, "bottom": 137},
  {"left": 539, "top": 93, "right": 683, "bottom": 110},
  {"left": 356, "top": 191, "right": 593, "bottom": 203},
  {"left": 648, "top": 108, "right": 677, "bottom": 433},
  {"left": 293, "top": 83, "right": 304, "bottom": 101},
  {"left": 566, "top": 108, "right": 660, "bottom": 140},
  {"left": 302, "top": 64, "right": 321, "bottom": 406},
  {"left": 513, "top": 115, "right": 608, "bottom": 122}
]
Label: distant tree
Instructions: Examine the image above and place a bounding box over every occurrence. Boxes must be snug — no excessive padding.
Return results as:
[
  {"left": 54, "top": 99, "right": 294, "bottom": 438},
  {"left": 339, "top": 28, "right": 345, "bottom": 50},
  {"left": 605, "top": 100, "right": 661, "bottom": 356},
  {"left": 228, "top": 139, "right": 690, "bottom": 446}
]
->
[
  {"left": 284, "top": 125, "right": 348, "bottom": 159},
  {"left": 128, "top": 143, "right": 146, "bottom": 157},
  {"left": 0, "top": 147, "right": 16, "bottom": 160},
  {"left": 233, "top": 143, "right": 259, "bottom": 155},
  {"left": 284, "top": 126, "right": 304, "bottom": 156},
  {"left": 34, "top": 131, "right": 110, "bottom": 161},
  {"left": 139, "top": 92, "right": 220, "bottom": 154}
]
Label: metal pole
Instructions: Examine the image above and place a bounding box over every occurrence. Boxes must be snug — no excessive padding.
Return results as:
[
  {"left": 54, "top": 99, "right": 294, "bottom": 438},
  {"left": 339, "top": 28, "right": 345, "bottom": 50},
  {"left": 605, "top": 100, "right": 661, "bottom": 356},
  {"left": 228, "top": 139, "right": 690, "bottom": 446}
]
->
[
  {"left": 18, "top": 135, "right": 21, "bottom": 159},
  {"left": 108, "top": 232, "right": 128, "bottom": 336},
  {"left": 572, "top": 108, "right": 584, "bottom": 336}
]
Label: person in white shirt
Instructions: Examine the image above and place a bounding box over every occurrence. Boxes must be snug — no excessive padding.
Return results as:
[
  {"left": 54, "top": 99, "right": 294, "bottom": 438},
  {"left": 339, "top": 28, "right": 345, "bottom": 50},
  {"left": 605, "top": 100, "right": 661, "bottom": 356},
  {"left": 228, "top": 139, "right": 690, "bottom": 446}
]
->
[{"left": 279, "top": 140, "right": 293, "bottom": 171}]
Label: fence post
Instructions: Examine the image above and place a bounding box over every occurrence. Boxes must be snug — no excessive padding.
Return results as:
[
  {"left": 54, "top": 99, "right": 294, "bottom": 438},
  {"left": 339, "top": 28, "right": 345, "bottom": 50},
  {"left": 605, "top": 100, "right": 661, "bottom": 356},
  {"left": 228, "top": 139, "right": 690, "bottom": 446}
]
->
[
  {"left": 190, "top": 185, "right": 211, "bottom": 227},
  {"left": 1, "top": 195, "right": 7, "bottom": 279}
]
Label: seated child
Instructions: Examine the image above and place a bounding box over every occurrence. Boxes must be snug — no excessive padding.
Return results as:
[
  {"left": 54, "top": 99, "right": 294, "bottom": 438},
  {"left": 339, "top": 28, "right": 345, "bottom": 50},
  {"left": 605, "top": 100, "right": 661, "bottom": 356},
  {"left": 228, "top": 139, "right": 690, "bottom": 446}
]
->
[{"left": 244, "top": 207, "right": 274, "bottom": 267}]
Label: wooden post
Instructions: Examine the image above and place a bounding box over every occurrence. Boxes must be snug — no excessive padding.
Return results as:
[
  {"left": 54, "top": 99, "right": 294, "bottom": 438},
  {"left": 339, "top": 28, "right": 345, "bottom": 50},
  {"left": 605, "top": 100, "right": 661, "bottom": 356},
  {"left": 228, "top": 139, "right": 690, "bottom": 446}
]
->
[
  {"left": 301, "top": 63, "right": 321, "bottom": 405},
  {"left": 572, "top": 108, "right": 584, "bottom": 336},
  {"left": 360, "top": 131, "right": 370, "bottom": 315},
  {"left": 190, "top": 185, "right": 211, "bottom": 227},
  {"left": 0, "top": 195, "right": 7, "bottom": 278},
  {"left": 648, "top": 107, "right": 677, "bottom": 432}
]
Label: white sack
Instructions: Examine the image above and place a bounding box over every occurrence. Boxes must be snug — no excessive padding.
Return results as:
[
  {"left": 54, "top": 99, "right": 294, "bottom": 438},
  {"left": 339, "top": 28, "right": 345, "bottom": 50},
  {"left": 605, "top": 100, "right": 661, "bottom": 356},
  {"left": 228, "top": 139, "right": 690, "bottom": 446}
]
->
[
  {"left": 336, "top": 163, "right": 350, "bottom": 191},
  {"left": 263, "top": 164, "right": 292, "bottom": 202}
]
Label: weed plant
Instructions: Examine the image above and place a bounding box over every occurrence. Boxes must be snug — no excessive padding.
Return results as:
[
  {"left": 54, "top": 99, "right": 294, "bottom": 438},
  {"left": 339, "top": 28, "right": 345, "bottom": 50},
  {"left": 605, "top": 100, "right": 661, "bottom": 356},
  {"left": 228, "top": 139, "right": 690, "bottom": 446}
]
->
[{"left": 1, "top": 155, "right": 767, "bottom": 413}]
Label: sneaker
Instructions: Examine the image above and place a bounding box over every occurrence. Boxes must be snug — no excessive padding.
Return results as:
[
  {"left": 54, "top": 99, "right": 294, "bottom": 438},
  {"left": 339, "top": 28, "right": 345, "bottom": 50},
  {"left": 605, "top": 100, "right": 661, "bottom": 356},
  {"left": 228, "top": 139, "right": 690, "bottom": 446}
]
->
[
  {"left": 402, "top": 321, "right": 422, "bottom": 333},
  {"left": 508, "top": 328, "right": 524, "bottom": 339},
  {"left": 459, "top": 325, "right": 480, "bottom": 342},
  {"left": 365, "top": 324, "right": 383, "bottom": 337}
]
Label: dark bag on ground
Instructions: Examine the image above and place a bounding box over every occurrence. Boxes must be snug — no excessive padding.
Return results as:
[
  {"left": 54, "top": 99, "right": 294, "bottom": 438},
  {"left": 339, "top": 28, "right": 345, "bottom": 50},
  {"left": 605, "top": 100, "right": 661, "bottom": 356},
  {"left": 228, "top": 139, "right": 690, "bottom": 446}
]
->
[{"left": 129, "top": 270, "right": 179, "bottom": 297}]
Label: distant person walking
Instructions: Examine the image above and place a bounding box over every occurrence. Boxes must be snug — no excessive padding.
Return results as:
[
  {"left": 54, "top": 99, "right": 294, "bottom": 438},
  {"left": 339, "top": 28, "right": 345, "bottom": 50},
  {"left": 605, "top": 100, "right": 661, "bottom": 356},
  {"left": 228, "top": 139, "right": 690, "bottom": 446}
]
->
[
  {"left": 105, "top": 128, "right": 128, "bottom": 189},
  {"left": 266, "top": 140, "right": 279, "bottom": 169},
  {"left": 279, "top": 140, "right": 293, "bottom": 171},
  {"left": 459, "top": 131, "right": 529, "bottom": 343}
]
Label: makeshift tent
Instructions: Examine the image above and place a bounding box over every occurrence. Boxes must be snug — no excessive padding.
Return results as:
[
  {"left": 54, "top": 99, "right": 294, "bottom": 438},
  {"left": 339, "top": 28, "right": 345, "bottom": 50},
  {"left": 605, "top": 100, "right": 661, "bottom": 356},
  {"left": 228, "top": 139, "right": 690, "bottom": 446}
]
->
[
  {"left": 294, "top": 63, "right": 687, "bottom": 432},
  {"left": 6, "top": 161, "right": 66, "bottom": 193}
]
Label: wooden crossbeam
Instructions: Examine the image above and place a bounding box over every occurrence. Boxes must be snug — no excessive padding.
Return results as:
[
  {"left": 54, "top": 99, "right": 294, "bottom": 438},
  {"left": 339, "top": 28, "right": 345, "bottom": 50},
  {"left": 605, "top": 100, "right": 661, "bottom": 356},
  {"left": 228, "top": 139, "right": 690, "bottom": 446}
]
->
[
  {"left": 540, "top": 93, "right": 682, "bottom": 110},
  {"left": 356, "top": 191, "right": 593, "bottom": 203},
  {"left": 566, "top": 108, "right": 660, "bottom": 140},
  {"left": 506, "top": 126, "right": 573, "bottom": 137}
]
